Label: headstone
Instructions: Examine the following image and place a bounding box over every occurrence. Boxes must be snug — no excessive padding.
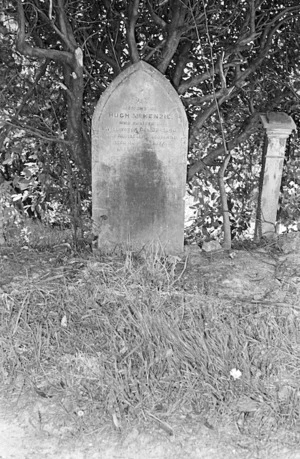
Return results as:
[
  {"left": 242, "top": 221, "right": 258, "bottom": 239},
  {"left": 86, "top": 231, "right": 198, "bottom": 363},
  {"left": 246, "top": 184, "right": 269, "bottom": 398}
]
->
[
  {"left": 92, "top": 61, "right": 188, "bottom": 254},
  {"left": 257, "top": 112, "right": 296, "bottom": 237}
]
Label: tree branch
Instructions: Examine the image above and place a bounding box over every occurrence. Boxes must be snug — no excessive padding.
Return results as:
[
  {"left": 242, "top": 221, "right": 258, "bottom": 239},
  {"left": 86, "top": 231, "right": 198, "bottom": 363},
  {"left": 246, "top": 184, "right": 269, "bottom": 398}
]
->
[
  {"left": 143, "top": 40, "right": 166, "bottom": 62},
  {"left": 4, "top": 121, "right": 72, "bottom": 144},
  {"left": 185, "top": 5, "right": 300, "bottom": 151},
  {"left": 233, "top": 13, "right": 299, "bottom": 88},
  {"left": 179, "top": 5, "right": 300, "bottom": 97},
  {"left": 218, "top": 153, "right": 232, "bottom": 250},
  {"left": 177, "top": 59, "right": 238, "bottom": 95},
  {"left": 183, "top": 87, "right": 231, "bottom": 105},
  {"left": 32, "top": 1, "right": 75, "bottom": 52},
  {"left": 157, "top": 0, "right": 187, "bottom": 74},
  {"left": 146, "top": 0, "right": 166, "bottom": 29},
  {"left": 249, "top": 0, "right": 255, "bottom": 34},
  {"left": 260, "top": 6, "right": 300, "bottom": 48},
  {"left": 127, "top": 0, "right": 140, "bottom": 64},
  {"left": 187, "top": 113, "right": 260, "bottom": 180},
  {"left": 57, "top": 0, "right": 77, "bottom": 50},
  {"left": 16, "top": 0, "right": 73, "bottom": 66},
  {"left": 172, "top": 39, "right": 192, "bottom": 89},
  {"left": 189, "top": 88, "right": 235, "bottom": 145}
]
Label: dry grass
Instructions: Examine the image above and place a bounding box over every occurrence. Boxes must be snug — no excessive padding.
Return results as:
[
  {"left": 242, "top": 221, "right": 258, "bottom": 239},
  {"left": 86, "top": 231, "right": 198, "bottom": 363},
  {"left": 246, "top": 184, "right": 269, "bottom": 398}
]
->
[
  {"left": 0, "top": 241, "right": 300, "bottom": 439},
  {"left": 4, "top": 218, "right": 74, "bottom": 249}
]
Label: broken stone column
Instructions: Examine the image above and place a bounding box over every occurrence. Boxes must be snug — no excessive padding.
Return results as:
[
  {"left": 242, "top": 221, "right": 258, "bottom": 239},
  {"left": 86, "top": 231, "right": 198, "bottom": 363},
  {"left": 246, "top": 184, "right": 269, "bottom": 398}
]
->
[{"left": 257, "top": 112, "right": 296, "bottom": 238}]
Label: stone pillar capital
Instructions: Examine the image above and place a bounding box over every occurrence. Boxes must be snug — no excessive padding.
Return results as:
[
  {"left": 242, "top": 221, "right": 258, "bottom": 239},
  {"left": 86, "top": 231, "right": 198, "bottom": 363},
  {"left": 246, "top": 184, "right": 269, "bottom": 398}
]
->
[{"left": 260, "top": 112, "right": 296, "bottom": 138}]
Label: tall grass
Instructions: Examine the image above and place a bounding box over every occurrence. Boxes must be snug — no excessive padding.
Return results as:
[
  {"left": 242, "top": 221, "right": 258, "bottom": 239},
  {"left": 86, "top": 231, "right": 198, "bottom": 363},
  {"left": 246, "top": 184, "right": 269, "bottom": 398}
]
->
[{"left": 0, "top": 249, "right": 300, "bottom": 437}]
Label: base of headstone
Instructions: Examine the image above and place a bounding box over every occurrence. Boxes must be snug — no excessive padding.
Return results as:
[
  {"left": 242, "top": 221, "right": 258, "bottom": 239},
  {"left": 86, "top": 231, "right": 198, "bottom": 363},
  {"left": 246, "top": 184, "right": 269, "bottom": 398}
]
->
[{"left": 93, "top": 234, "right": 179, "bottom": 257}]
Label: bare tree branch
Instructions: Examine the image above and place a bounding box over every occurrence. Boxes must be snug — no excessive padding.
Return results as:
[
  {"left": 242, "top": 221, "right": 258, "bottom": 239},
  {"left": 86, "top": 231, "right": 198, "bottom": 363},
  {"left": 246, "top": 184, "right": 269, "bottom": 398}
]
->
[
  {"left": 146, "top": 0, "right": 166, "bottom": 29},
  {"left": 187, "top": 113, "right": 260, "bottom": 180},
  {"left": 172, "top": 39, "right": 191, "bottom": 89},
  {"left": 178, "top": 67, "right": 217, "bottom": 95},
  {"left": 143, "top": 40, "right": 166, "bottom": 62},
  {"left": 31, "top": 1, "right": 75, "bottom": 52},
  {"left": 127, "top": 0, "right": 140, "bottom": 64},
  {"left": 179, "top": 4, "right": 300, "bottom": 99},
  {"left": 217, "top": 52, "right": 226, "bottom": 89},
  {"left": 249, "top": 0, "right": 256, "bottom": 34},
  {"left": 16, "top": 0, "right": 73, "bottom": 66},
  {"left": 218, "top": 153, "right": 232, "bottom": 250},
  {"left": 233, "top": 14, "right": 299, "bottom": 88},
  {"left": 182, "top": 87, "right": 231, "bottom": 105},
  {"left": 260, "top": 6, "right": 300, "bottom": 48},
  {"left": 4, "top": 121, "right": 72, "bottom": 144},
  {"left": 189, "top": 88, "right": 235, "bottom": 146},
  {"left": 185, "top": 4, "right": 300, "bottom": 151},
  {"left": 157, "top": 0, "right": 187, "bottom": 74},
  {"left": 95, "top": 47, "right": 121, "bottom": 75}
]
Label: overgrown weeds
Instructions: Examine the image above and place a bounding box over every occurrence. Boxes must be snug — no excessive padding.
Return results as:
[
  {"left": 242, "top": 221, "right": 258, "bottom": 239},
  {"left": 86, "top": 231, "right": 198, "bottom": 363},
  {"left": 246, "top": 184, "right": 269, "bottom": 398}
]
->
[
  {"left": 4, "top": 218, "right": 74, "bottom": 249},
  {"left": 0, "top": 248, "right": 300, "bottom": 438}
]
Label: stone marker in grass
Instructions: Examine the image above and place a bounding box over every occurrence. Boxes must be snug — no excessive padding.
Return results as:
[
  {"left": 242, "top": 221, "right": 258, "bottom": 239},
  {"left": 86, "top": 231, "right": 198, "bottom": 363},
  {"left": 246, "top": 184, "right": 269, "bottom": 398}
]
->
[
  {"left": 257, "top": 112, "right": 296, "bottom": 238},
  {"left": 92, "top": 61, "right": 188, "bottom": 254}
]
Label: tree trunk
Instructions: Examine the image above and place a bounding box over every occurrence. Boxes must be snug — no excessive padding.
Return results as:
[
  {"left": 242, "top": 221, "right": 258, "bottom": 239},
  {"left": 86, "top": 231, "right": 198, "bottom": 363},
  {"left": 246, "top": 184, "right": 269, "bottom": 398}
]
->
[
  {"left": 218, "top": 154, "right": 232, "bottom": 250},
  {"left": 63, "top": 50, "right": 91, "bottom": 183},
  {"left": 16, "top": 0, "right": 91, "bottom": 185}
]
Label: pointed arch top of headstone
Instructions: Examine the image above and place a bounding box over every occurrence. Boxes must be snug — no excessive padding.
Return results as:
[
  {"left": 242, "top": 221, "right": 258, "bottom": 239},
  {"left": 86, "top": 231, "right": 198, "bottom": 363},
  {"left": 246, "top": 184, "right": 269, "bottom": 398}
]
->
[{"left": 93, "top": 60, "right": 187, "bottom": 125}]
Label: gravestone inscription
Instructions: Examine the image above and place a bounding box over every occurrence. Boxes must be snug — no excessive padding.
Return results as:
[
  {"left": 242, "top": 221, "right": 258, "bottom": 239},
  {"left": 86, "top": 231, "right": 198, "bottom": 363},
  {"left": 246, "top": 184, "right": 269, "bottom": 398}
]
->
[{"left": 92, "top": 60, "right": 188, "bottom": 253}]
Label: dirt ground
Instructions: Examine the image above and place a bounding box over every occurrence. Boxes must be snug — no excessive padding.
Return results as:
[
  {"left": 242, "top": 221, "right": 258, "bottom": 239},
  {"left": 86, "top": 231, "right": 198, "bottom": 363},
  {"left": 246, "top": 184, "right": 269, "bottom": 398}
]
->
[
  {"left": 2, "top": 395, "right": 300, "bottom": 459},
  {"left": 0, "top": 401, "right": 245, "bottom": 459},
  {"left": 1, "top": 233, "right": 300, "bottom": 458}
]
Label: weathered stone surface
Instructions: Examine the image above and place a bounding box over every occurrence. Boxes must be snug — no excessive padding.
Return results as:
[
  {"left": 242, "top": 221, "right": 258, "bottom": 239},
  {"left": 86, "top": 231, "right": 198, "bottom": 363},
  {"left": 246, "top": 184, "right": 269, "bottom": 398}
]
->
[
  {"left": 202, "top": 240, "right": 222, "bottom": 253},
  {"left": 92, "top": 61, "right": 188, "bottom": 253},
  {"left": 260, "top": 112, "right": 296, "bottom": 136},
  {"left": 258, "top": 112, "right": 296, "bottom": 237}
]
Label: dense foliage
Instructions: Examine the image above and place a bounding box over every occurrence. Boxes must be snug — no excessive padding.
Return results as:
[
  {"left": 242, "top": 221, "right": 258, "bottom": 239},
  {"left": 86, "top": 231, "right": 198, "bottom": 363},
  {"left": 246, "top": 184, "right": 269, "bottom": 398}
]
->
[{"left": 1, "top": 0, "right": 300, "bottom": 244}]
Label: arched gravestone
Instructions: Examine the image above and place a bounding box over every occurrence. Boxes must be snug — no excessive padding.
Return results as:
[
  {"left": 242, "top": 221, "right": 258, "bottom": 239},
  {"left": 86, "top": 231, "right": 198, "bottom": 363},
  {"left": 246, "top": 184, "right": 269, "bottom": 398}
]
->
[{"left": 92, "top": 61, "right": 188, "bottom": 254}]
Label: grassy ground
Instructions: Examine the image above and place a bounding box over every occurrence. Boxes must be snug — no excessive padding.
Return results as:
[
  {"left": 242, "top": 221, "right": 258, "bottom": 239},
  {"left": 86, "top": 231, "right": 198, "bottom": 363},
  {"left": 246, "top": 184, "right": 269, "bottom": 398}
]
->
[{"left": 0, "top": 221, "right": 300, "bottom": 442}]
